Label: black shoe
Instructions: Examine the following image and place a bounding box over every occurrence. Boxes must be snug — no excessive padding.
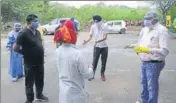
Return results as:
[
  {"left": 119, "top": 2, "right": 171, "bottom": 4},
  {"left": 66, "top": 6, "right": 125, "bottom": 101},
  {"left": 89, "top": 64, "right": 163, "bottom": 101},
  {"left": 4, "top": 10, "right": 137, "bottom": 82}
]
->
[
  {"left": 17, "top": 75, "right": 24, "bottom": 79},
  {"left": 36, "top": 94, "right": 49, "bottom": 102},
  {"left": 25, "top": 100, "right": 33, "bottom": 103},
  {"left": 88, "top": 77, "right": 94, "bottom": 81}
]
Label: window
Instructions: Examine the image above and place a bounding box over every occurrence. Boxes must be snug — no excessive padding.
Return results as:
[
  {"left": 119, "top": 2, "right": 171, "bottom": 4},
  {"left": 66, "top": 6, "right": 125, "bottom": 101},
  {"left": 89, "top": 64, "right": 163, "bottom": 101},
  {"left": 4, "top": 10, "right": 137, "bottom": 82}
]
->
[
  {"left": 114, "top": 22, "right": 121, "bottom": 25},
  {"left": 50, "top": 19, "right": 58, "bottom": 25},
  {"left": 107, "top": 22, "right": 113, "bottom": 26}
]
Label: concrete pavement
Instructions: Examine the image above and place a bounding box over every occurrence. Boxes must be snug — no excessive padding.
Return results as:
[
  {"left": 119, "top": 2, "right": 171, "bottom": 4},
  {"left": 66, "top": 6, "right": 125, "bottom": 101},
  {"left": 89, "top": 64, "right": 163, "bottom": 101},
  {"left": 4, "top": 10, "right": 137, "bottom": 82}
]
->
[{"left": 1, "top": 32, "right": 176, "bottom": 103}]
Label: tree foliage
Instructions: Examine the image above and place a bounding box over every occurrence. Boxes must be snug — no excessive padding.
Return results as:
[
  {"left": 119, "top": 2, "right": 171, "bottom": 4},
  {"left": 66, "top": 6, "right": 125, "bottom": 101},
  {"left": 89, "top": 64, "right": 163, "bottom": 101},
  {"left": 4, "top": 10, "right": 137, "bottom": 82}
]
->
[
  {"left": 1, "top": 1, "right": 149, "bottom": 29},
  {"left": 152, "top": 0, "right": 176, "bottom": 24},
  {"left": 168, "top": 4, "right": 176, "bottom": 22}
]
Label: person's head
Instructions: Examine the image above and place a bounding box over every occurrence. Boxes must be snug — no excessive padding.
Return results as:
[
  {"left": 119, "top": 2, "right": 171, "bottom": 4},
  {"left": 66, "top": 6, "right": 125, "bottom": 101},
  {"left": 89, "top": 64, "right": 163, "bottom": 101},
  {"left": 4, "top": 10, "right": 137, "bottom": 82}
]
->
[
  {"left": 92, "top": 15, "right": 103, "bottom": 28},
  {"left": 70, "top": 16, "right": 75, "bottom": 21},
  {"left": 64, "top": 20, "right": 75, "bottom": 29},
  {"left": 143, "top": 11, "right": 159, "bottom": 28},
  {"left": 14, "top": 23, "right": 22, "bottom": 32},
  {"left": 54, "top": 20, "right": 77, "bottom": 45},
  {"left": 26, "top": 14, "right": 39, "bottom": 30},
  {"left": 60, "top": 19, "right": 66, "bottom": 25},
  {"left": 92, "top": 15, "right": 102, "bottom": 23}
]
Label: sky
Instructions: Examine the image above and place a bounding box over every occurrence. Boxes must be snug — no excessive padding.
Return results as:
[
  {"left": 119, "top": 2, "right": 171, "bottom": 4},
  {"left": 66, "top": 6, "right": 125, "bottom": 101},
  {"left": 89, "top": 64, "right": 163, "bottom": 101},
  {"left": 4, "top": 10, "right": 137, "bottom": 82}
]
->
[{"left": 51, "top": 1, "right": 153, "bottom": 8}]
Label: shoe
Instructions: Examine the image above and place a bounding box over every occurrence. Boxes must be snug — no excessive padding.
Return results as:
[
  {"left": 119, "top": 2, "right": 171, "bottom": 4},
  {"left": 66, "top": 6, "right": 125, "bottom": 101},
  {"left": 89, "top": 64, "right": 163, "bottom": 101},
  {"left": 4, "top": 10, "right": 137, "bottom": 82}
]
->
[
  {"left": 135, "top": 100, "right": 142, "bottom": 103},
  {"left": 88, "top": 71, "right": 95, "bottom": 81},
  {"left": 101, "top": 74, "right": 106, "bottom": 81},
  {"left": 17, "top": 75, "right": 24, "bottom": 79},
  {"left": 25, "top": 100, "right": 33, "bottom": 103},
  {"left": 88, "top": 77, "right": 94, "bottom": 81},
  {"left": 11, "top": 77, "right": 17, "bottom": 82},
  {"left": 36, "top": 94, "right": 49, "bottom": 102}
]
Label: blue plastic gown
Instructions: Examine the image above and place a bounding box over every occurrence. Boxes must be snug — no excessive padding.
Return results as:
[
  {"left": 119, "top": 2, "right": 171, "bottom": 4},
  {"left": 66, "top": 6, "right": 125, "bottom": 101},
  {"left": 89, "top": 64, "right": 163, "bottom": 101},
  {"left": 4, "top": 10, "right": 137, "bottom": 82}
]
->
[{"left": 6, "top": 31, "right": 23, "bottom": 78}]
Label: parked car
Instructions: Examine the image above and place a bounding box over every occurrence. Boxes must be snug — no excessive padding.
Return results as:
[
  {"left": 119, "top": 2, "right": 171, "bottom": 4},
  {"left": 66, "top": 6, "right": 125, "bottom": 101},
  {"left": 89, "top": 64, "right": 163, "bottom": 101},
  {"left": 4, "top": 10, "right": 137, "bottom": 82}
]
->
[
  {"left": 105, "top": 20, "right": 127, "bottom": 34},
  {"left": 42, "top": 18, "right": 80, "bottom": 35}
]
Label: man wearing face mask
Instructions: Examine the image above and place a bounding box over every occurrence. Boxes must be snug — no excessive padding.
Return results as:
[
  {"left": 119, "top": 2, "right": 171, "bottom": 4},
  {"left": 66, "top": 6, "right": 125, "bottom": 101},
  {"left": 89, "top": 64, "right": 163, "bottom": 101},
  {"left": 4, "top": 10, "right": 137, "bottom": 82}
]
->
[
  {"left": 83, "top": 15, "right": 108, "bottom": 81},
  {"left": 13, "top": 14, "right": 48, "bottom": 103},
  {"left": 6, "top": 23, "right": 24, "bottom": 82},
  {"left": 134, "top": 11, "right": 169, "bottom": 103}
]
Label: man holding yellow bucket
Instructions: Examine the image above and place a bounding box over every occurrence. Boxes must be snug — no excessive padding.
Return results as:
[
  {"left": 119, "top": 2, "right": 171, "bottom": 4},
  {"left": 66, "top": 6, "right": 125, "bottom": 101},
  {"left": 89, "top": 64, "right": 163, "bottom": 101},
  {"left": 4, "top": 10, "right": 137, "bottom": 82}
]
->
[{"left": 134, "top": 11, "right": 169, "bottom": 103}]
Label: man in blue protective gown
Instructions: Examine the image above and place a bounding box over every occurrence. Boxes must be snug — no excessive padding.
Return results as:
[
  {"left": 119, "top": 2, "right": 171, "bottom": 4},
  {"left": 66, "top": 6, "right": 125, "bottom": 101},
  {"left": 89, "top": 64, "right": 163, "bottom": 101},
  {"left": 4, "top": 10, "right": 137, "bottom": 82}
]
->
[{"left": 6, "top": 23, "right": 24, "bottom": 82}]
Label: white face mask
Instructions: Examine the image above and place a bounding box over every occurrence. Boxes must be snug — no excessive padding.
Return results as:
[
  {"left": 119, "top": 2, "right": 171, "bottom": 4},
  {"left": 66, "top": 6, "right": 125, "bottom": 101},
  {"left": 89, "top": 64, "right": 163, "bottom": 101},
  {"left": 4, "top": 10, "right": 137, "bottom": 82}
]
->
[
  {"left": 144, "top": 20, "right": 152, "bottom": 27},
  {"left": 96, "top": 21, "right": 103, "bottom": 29},
  {"left": 144, "top": 19, "right": 157, "bottom": 29}
]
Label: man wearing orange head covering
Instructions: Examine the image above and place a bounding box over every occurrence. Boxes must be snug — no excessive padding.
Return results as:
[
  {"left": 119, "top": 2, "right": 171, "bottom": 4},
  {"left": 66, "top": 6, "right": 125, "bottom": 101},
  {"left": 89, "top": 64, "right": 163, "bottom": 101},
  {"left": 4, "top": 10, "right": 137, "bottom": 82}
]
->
[
  {"left": 54, "top": 19, "right": 77, "bottom": 45},
  {"left": 55, "top": 20, "right": 94, "bottom": 103}
]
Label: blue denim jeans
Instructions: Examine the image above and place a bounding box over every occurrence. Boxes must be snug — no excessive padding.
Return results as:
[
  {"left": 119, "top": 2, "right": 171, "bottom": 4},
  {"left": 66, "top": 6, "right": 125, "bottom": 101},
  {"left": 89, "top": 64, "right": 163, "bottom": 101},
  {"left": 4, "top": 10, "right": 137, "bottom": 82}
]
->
[{"left": 141, "top": 61, "right": 165, "bottom": 103}]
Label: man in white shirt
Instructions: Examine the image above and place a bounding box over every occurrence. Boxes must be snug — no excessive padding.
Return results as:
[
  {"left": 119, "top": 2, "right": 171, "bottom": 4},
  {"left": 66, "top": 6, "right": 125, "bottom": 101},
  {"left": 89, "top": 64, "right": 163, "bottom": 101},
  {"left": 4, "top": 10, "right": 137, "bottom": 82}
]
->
[
  {"left": 55, "top": 20, "right": 94, "bottom": 103},
  {"left": 135, "top": 11, "right": 169, "bottom": 103},
  {"left": 83, "top": 15, "right": 108, "bottom": 81}
]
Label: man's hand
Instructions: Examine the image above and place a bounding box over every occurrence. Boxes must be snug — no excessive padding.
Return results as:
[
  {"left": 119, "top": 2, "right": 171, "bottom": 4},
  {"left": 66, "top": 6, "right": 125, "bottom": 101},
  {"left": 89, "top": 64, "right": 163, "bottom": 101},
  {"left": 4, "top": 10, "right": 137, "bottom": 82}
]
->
[
  {"left": 124, "top": 45, "right": 131, "bottom": 49},
  {"left": 82, "top": 40, "right": 88, "bottom": 45},
  {"left": 13, "top": 43, "right": 21, "bottom": 52},
  {"left": 88, "top": 64, "right": 93, "bottom": 68},
  {"left": 96, "top": 33, "right": 107, "bottom": 44},
  {"left": 7, "top": 50, "right": 10, "bottom": 54},
  {"left": 6, "top": 48, "right": 10, "bottom": 54},
  {"left": 83, "top": 35, "right": 92, "bottom": 45},
  {"left": 124, "top": 44, "right": 137, "bottom": 49},
  {"left": 95, "top": 40, "right": 99, "bottom": 44}
]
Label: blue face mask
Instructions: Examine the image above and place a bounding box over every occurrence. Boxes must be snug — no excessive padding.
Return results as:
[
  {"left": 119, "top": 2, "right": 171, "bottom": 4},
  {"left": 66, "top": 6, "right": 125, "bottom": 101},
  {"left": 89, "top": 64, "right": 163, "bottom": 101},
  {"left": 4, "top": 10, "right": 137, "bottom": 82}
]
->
[
  {"left": 144, "top": 20, "right": 152, "bottom": 27},
  {"left": 31, "top": 21, "right": 39, "bottom": 30}
]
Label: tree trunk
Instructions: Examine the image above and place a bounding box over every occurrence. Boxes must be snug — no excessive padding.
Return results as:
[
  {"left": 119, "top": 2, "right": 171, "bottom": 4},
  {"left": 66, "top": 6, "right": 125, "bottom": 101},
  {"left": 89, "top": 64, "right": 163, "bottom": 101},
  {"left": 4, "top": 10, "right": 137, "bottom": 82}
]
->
[{"left": 162, "top": 11, "right": 167, "bottom": 25}]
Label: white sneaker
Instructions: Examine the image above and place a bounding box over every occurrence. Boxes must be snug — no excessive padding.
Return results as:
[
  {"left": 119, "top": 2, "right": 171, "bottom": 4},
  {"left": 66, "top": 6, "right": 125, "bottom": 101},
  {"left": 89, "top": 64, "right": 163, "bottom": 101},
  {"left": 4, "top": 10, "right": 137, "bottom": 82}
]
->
[
  {"left": 135, "top": 100, "right": 141, "bottom": 103},
  {"left": 11, "top": 77, "right": 17, "bottom": 82}
]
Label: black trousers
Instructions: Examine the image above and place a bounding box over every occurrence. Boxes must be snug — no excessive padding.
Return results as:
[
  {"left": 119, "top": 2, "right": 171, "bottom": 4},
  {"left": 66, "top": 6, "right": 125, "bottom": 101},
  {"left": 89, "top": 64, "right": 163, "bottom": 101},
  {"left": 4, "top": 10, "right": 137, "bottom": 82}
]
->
[
  {"left": 24, "top": 64, "right": 44, "bottom": 102},
  {"left": 92, "top": 47, "right": 108, "bottom": 75}
]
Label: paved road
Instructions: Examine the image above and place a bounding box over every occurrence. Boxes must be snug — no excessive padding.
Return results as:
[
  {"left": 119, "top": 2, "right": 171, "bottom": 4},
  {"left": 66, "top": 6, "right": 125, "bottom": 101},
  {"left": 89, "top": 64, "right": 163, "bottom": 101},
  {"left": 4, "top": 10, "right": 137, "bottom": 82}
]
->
[{"left": 1, "top": 32, "right": 176, "bottom": 103}]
